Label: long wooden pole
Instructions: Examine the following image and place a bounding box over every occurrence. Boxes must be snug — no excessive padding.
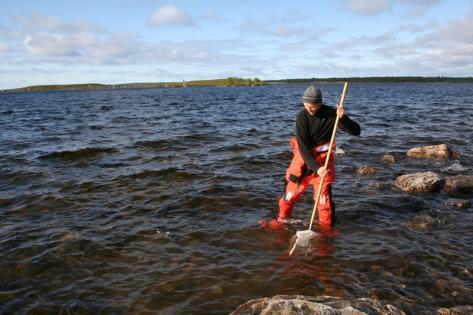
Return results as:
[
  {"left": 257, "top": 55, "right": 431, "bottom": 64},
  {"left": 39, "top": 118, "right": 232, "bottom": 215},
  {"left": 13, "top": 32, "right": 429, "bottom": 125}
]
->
[{"left": 308, "top": 82, "right": 349, "bottom": 230}]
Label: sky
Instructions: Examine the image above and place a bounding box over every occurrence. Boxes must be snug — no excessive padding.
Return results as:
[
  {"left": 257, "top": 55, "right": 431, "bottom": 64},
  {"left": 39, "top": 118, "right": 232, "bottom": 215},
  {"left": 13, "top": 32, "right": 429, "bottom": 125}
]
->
[{"left": 0, "top": 0, "right": 472, "bottom": 89}]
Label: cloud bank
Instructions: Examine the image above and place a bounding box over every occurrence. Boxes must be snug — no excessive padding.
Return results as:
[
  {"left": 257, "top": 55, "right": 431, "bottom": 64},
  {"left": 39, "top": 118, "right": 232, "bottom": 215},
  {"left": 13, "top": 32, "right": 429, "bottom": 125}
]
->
[
  {"left": 0, "top": 3, "right": 472, "bottom": 89},
  {"left": 148, "top": 4, "right": 195, "bottom": 27}
]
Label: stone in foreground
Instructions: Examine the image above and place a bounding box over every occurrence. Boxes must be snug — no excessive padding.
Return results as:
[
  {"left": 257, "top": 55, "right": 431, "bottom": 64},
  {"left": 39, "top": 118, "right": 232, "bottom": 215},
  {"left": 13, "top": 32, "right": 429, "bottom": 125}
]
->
[
  {"left": 394, "top": 172, "right": 441, "bottom": 193},
  {"left": 407, "top": 144, "right": 450, "bottom": 159},
  {"left": 444, "top": 175, "right": 473, "bottom": 194},
  {"left": 231, "top": 295, "right": 406, "bottom": 315},
  {"left": 445, "top": 198, "right": 470, "bottom": 209}
]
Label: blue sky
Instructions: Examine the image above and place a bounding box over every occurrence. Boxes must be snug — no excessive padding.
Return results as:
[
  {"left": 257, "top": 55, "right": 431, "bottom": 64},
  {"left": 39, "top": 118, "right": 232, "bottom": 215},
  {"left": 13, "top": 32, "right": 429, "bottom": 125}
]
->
[{"left": 0, "top": 0, "right": 472, "bottom": 89}]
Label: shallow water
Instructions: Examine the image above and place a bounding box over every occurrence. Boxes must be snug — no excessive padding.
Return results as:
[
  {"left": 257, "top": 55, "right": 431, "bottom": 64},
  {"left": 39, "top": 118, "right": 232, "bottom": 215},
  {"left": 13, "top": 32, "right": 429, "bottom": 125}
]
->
[{"left": 1, "top": 83, "right": 472, "bottom": 314}]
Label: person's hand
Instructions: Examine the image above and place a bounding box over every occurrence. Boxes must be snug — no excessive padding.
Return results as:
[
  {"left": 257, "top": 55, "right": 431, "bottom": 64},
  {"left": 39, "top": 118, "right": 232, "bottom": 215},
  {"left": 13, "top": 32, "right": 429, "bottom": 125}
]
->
[
  {"left": 317, "top": 166, "right": 328, "bottom": 177},
  {"left": 336, "top": 104, "right": 345, "bottom": 118}
]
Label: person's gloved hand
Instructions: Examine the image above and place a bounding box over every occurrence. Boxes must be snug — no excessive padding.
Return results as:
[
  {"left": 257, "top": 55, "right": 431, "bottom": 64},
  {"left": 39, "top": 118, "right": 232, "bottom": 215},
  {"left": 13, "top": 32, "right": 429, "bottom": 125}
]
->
[{"left": 317, "top": 166, "right": 328, "bottom": 177}]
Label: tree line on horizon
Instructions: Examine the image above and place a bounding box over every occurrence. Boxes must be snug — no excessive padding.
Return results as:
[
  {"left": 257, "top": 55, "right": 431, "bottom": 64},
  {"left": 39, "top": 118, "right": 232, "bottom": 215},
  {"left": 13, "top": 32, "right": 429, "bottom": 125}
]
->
[
  {"left": 273, "top": 76, "right": 473, "bottom": 83},
  {"left": 4, "top": 76, "right": 473, "bottom": 92}
]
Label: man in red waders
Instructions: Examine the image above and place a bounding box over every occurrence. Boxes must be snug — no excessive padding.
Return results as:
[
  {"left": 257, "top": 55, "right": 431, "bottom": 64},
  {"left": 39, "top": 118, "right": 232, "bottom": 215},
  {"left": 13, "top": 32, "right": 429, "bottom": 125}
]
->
[{"left": 275, "top": 85, "right": 361, "bottom": 228}]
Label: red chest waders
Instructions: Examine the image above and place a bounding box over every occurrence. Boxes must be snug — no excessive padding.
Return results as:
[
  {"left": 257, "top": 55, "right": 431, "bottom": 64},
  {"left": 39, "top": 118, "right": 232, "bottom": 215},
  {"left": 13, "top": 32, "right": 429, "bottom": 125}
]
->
[{"left": 278, "top": 137, "right": 336, "bottom": 226}]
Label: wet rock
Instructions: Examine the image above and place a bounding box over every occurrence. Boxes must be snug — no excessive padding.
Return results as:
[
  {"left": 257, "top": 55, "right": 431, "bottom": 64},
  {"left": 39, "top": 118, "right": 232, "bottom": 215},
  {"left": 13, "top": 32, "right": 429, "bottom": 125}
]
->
[
  {"left": 407, "top": 144, "right": 450, "bottom": 159},
  {"left": 444, "top": 175, "right": 473, "bottom": 194},
  {"left": 451, "top": 151, "right": 461, "bottom": 159},
  {"left": 394, "top": 172, "right": 441, "bottom": 194},
  {"left": 370, "top": 183, "right": 385, "bottom": 190},
  {"left": 381, "top": 154, "right": 398, "bottom": 164},
  {"left": 0, "top": 198, "right": 12, "bottom": 207},
  {"left": 445, "top": 198, "right": 470, "bottom": 209},
  {"left": 405, "top": 210, "right": 448, "bottom": 230},
  {"left": 437, "top": 305, "right": 473, "bottom": 314},
  {"left": 405, "top": 214, "right": 435, "bottom": 230},
  {"left": 356, "top": 166, "right": 381, "bottom": 175},
  {"left": 231, "top": 295, "right": 406, "bottom": 315}
]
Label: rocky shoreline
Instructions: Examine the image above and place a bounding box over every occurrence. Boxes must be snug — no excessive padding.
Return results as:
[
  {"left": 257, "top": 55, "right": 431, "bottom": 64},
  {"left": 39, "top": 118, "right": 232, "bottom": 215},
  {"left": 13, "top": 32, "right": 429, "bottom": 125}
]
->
[
  {"left": 233, "top": 144, "right": 472, "bottom": 314},
  {"left": 357, "top": 144, "right": 472, "bottom": 207},
  {"left": 231, "top": 295, "right": 473, "bottom": 314}
]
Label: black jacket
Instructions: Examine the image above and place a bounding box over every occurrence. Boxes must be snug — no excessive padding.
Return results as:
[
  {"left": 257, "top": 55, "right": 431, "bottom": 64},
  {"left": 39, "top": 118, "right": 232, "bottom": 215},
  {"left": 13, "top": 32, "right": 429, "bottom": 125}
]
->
[{"left": 296, "top": 105, "right": 361, "bottom": 173}]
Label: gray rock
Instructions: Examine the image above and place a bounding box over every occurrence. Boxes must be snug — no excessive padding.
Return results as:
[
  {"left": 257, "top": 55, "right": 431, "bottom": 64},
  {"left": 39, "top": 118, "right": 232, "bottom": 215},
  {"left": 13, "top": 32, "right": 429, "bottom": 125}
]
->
[
  {"left": 380, "top": 154, "right": 398, "bottom": 164},
  {"left": 444, "top": 175, "right": 473, "bottom": 194},
  {"left": 356, "top": 166, "right": 381, "bottom": 175},
  {"left": 231, "top": 295, "right": 406, "bottom": 315},
  {"left": 394, "top": 172, "right": 441, "bottom": 193},
  {"left": 407, "top": 144, "right": 450, "bottom": 159},
  {"left": 437, "top": 305, "right": 473, "bottom": 315},
  {"left": 405, "top": 214, "right": 435, "bottom": 230},
  {"left": 445, "top": 198, "right": 470, "bottom": 209}
]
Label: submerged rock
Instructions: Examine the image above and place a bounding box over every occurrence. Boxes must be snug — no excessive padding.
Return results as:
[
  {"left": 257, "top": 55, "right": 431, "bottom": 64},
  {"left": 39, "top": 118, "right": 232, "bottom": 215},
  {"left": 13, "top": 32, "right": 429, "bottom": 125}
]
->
[
  {"left": 444, "top": 175, "right": 473, "bottom": 194},
  {"left": 407, "top": 144, "right": 450, "bottom": 159},
  {"left": 0, "top": 198, "right": 12, "bottom": 207},
  {"left": 370, "top": 183, "right": 385, "bottom": 190},
  {"left": 380, "top": 154, "right": 399, "bottom": 164},
  {"left": 405, "top": 214, "right": 436, "bottom": 230},
  {"left": 356, "top": 166, "right": 381, "bottom": 175},
  {"left": 394, "top": 172, "right": 441, "bottom": 193},
  {"left": 231, "top": 295, "right": 406, "bottom": 315},
  {"left": 451, "top": 151, "right": 461, "bottom": 159},
  {"left": 445, "top": 198, "right": 470, "bottom": 209},
  {"left": 405, "top": 210, "right": 448, "bottom": 230}
]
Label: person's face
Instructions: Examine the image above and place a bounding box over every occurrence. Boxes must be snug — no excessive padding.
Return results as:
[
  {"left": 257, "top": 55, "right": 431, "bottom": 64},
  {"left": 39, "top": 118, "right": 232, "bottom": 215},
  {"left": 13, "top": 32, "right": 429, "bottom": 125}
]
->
[{"left": 304, "top": 102, "right": 321, "bottom": 116}]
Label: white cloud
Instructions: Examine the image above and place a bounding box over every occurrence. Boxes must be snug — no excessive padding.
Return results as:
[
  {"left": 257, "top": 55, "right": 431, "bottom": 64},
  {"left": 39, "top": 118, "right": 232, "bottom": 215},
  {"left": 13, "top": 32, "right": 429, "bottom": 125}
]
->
[
  {"left": 397, "top": 20, "right": 439, "bottom": 33},
  {"left": 23, "top": 34, "right": 81, "bottom": 57},
  {"left": 199, "top": 10, "right": 225, "bottom": 21},
  {"left": 11, "top": 15, "right": 256, "bottom": 67},
  {"left": 238, "top": 10, "right": 331, "bottom": 40},
  {"left": 397, "top": 0, "right": 440, "bottom": 17},
  {"left": 343, "top": 0, "right": 391, "bottom": 16},
  {"left": 148, "top": 4, "right": 195, "bottom": 27},
  {"left": 0, "top": 42, "right": 11, "bottom": 52},
  {"left": 13, "top": 12, "right": 106, "bottom": 34},
  {"left": 241, "top": 19, "right": 309, "bottom": 38},
  {"left": 358, "top": 7, "right": 473, "bottom": 75},
  {"left": 343, "top": 0, "right": 439, "bottom": 17}
]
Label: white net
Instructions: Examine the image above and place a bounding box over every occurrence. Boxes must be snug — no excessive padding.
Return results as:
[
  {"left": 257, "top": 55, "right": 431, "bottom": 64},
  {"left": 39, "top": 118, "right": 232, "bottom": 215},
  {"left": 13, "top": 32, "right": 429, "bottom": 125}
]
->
[{"left": 289, "top": 229, "right": 319, "bottom": 255}]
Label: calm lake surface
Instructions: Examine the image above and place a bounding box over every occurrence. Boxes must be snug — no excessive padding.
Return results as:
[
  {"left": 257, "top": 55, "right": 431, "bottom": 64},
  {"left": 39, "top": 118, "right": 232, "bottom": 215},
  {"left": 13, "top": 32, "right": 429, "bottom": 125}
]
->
[{"left": 1, "top": 83, "right": 472, "bottom": 314}]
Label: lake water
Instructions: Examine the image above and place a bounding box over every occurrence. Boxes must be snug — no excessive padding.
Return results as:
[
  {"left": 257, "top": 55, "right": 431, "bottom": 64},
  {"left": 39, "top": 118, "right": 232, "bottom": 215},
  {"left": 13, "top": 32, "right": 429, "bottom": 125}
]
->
[{"left": 1, "top": 83, "right": 472, "bottom": 313}]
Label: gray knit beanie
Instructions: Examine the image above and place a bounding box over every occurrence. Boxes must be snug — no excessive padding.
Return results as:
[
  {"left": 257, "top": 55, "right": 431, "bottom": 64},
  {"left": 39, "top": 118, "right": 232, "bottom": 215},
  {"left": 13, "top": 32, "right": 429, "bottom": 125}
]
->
[{"left": 303, "top": 85, "right": 322, "bottom": 104}]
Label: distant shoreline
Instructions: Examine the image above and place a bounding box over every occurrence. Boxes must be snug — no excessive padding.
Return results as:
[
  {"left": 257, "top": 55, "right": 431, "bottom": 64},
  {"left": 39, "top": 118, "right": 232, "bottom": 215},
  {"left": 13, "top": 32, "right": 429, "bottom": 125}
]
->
[{"left": 2, "top": 76, "right": 473, "bottom": 92}]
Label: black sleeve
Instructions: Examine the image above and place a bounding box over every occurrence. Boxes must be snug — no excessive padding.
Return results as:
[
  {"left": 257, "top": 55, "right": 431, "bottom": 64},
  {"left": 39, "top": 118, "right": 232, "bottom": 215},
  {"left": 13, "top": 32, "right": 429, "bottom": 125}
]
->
[
  {"left": 339, "top": 115, "right": 361, "bottom": 136},
  {"left": 296, "top": 113, "right": 320, "bottom": 173}
]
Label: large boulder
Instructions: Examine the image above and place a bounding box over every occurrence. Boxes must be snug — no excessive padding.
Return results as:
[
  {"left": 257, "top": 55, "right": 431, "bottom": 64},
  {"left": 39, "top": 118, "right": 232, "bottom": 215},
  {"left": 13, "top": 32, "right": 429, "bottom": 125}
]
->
[
  {"left": 394, "top": 172, "right": 441, "bottom": 193},
  {"left": 444, "top": 175, "right": 473, "bottom": 194},
  {"left": 407, "top": 144, "right": 450, "bottom": 159},
  {"left": 231, "top": 295, "right": 406, "bottom": 315}
]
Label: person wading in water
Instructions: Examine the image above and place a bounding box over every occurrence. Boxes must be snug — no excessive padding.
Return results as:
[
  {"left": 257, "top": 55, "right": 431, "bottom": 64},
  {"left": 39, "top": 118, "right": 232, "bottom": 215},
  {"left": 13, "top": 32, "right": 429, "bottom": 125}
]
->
[{"left": 269, "top": 85, "right": 361, "bottom": 229}]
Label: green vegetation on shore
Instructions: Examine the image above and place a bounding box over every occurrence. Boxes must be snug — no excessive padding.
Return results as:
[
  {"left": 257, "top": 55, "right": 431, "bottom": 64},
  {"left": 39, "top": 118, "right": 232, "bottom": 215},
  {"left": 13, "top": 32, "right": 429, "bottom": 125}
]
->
[
  {"left": 6, "top": 77, "right": 265, "bottom": 92},
  {"left": 271, "top": 76, "right": 473, "bottom": 84},
  {"left": 4, "top": 76, "right": 473, "bottom": 93}
]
